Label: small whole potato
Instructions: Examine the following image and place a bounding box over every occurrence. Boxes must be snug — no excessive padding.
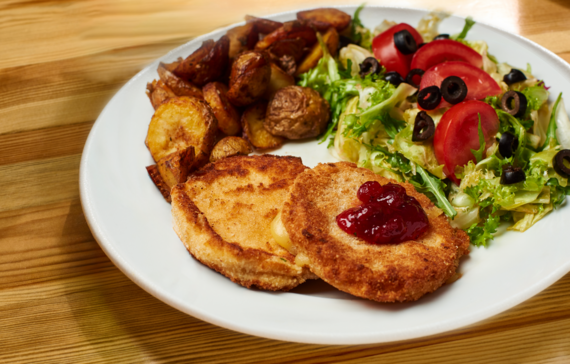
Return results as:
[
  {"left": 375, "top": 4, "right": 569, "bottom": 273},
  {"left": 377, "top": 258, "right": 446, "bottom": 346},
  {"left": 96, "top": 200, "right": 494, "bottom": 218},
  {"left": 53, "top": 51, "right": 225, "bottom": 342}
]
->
[
  {"left": 264, "top": 86, "right": 330, "bottom": 140},
  {"left": 209, "top": 136, "right": 253, "bottom": 163},
  {"left": 227, "top": 51, "right": 271, "bottom": 107}
]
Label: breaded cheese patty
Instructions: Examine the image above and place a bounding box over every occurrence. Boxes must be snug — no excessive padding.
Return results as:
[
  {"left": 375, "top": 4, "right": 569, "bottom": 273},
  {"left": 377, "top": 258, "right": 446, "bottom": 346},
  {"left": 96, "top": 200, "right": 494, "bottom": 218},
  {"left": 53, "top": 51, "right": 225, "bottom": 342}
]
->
[
  {"left": 281, "top": 162, "right": 470, "bottom": 302},
  {"left": 171, "top": 154, "right": 313, "bottom": 291}
]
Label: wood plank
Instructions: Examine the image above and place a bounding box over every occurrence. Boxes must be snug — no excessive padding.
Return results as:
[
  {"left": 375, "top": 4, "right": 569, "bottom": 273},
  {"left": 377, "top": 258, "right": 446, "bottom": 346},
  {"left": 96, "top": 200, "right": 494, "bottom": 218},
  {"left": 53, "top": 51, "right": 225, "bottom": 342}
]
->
[
  {"left": 0, "top": 155, "right": 80, "bottom": 213},
  {"left": 0, "top": 122, "right": 92, "bottom": 166}
]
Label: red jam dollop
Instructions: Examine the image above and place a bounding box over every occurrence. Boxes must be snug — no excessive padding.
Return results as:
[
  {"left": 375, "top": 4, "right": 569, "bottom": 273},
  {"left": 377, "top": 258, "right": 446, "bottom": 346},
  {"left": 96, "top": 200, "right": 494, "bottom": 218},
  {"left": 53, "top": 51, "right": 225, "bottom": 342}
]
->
[{"left": 336, "top": 181, "right": 429, "bottom": 245}]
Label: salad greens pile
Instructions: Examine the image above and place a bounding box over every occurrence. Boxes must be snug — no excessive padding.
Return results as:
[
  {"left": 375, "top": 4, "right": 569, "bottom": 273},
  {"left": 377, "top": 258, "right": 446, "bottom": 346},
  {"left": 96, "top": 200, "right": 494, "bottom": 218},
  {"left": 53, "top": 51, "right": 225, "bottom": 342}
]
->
[{"left": 298, "top": 6, "right": 570, "bottom": 246}]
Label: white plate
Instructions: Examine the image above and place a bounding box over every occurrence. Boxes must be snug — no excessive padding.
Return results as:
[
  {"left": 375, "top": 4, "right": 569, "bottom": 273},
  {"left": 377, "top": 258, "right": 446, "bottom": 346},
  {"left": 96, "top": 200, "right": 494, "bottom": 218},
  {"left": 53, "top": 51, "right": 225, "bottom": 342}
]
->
[{"left": 80, "top": 6, "right": 570, "bottom": 345}]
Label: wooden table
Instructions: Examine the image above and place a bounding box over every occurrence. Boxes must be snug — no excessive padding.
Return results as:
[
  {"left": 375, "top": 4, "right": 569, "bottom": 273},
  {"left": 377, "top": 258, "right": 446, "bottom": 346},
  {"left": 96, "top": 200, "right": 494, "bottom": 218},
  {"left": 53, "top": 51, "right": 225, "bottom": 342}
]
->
[{"left": 2, "top": 0, "right": 570, "bottom": 362}]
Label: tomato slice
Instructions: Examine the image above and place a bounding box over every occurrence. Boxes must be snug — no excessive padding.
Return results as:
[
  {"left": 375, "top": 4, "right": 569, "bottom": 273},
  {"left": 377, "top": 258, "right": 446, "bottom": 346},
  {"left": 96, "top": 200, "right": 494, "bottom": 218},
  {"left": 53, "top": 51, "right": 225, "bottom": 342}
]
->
[
  {"left": 411, "top": 39, "right": 483, "bottom": 71},
  {"left": 372, "top": 23, "right": 423, "bottom": 78},
  {"left": 420, "top": 61, "right": 502, "bottom": 109},
  {"left": 433, "top": 100, "right": 499, "bottom": 184}
]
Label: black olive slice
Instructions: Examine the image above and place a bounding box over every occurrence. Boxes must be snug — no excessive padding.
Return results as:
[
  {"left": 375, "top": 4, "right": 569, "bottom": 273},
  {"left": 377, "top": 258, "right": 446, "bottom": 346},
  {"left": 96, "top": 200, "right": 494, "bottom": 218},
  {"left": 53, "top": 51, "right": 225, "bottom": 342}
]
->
[
  {"left": 394, "top": 30, "right": 417, "bottom": 55},
  {"left": 498, "top": 131, "right": 519, "bottom": 158},
  {"left": 500, "top": 165, "right": 526, "bottom": 185},
  {"left": 338, "top": 35, "right": 355, "bottom": 51},
  {"left": 503, "top": 69, "right": 527, "bottom": 85},
  {"left": 417, "top": 86, "right": 441, "bottom": 110},
  {"left": 441, "top": 76, "right": 468, "bottom": 104},
  {"left": 359, "top": 57, "right": 381, "bottom": 78},
  {"left": 412, "top": 111, "right": 436, "bottom": 141},
  {"left": 405, "top": 68, "right": 425, "bottom": 88},
  {"left": 433, "top": 34, "right": 450, "bottom": 40},
  {"left": 501, "top": 91, "right": 528, "bottom": 118},
  {"left": 553, "top": 150, "right": 570, "bottom": 178},
  {"left": 384, "top": 71, "right": 405, "bottom": 86}
]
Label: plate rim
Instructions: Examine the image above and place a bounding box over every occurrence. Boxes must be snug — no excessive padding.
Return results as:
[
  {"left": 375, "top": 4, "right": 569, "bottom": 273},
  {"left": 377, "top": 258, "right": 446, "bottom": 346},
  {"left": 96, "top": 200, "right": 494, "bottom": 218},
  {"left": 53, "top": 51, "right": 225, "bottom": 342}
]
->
[{"left": 80, "top": 4, "right": 570, "bottom": 345}]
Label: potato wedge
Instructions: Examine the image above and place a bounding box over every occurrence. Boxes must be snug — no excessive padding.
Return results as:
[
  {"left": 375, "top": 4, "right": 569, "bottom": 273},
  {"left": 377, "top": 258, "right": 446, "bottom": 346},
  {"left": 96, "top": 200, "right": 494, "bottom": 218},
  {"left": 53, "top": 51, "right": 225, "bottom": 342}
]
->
[
  {"left": 157, "top": 146, "right": 196, "bottom": 189},
  {"left": 227, "top": 51, "right": 271, "bottom": 107},
  {"left": 146, "top": 96, "right": 218, "bottom": 167},
  {"left": 241, "top": 101, "right": 284, "bottom": 149},
  {"left": 146, "top": 164, "right": 172, "bottom": 203},
  {"left": 254, "top": 21, "right": 316, "bottom": 51},
  {"left": 266, "top": 63, "right": 295, "bottom": 99},
  {"left": 297, "top": 8, "right": 351, "bottom": 32},
  {"left": 226, "top": 23, "right": 258, "bottom": 59},
  {"left": 295, "top": 27, "right": 339, "bottom": 76},
  {"left": 203, "top": 82, "right": 241, "bottom": 135},
  {"left": 146, "top": 80, "right": 177, "bottom": 110},
  {"left": 245, "top": 15, "right": 283, "bottom": 34},
  {"left": 158, "top": 63, "right": 203, "bottom": 99},
  {"left": 209, "top": 136, "right": 253, "bottom": 163},
  {"left": 173, "top": 36, "right": 230, "bottom": 86},
  {"left": 268, "top": 38, "right": 306, "bottom": 62}
]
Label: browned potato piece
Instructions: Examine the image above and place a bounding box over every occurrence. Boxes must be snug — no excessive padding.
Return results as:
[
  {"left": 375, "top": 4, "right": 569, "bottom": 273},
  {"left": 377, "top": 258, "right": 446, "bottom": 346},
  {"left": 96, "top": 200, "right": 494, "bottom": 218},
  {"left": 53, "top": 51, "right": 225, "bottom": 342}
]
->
[
  {"left": 173, "top": 36, "right": 230, "bottom": 86},
  {"left": 227, "top": 51, "right": 271, "bottom": 107},
  {"left": 146, "top": 164, "right": 172, "bottom": 202},
  {"left": 295, "top": 27, "right": 339, "bottom": 76},
  {"left": 268, "top": 38, "right": 306, "bottom": 62},
  {"left": 242, "top": 101, "right": 284, "bottom": 149},
  {"left": 226, "top": 23, "right": 258, "bottom": 59},
  {"left": 146, "top": 80, "right": 177, "bottom": 110},
  {"left": 161, "top": 57, "right": 183, "bottom": 72},
  {"left": 245, "top": 15, "right": 283, "bottom": 34},
  {"left": 265, "top": 85, "right": 330, "bottom": 140},
  {"left": 297, "top": 8, "right": 351, "bottom": 32},
  {"left": 146, "top": 96, "right": 218, "bottom": 167},
  {"left": 209, "top": 136, "right": 253, "bottom": 163},
  {"left": 158, "top": 63, "right": 203, "bottom": 99},
  {"left": 203, "top": 82, "right": 241, "bottom": 135},
  {"left": 266, "top": 63, "right": 295, "bottom": 99},
  {"left": 254, "top": 21, "right": 317, "bottom": 51},
  {"left": 157, "top": 146, "right": 196, "bottom": 189}
]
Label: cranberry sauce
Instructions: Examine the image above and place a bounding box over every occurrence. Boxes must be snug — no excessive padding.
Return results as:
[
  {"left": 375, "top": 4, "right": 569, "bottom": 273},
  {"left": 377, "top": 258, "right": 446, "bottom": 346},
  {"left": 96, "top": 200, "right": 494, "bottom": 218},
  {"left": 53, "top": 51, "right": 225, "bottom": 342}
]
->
[{"left": 336, "top": 181, "right": 429, "bottom": 245}]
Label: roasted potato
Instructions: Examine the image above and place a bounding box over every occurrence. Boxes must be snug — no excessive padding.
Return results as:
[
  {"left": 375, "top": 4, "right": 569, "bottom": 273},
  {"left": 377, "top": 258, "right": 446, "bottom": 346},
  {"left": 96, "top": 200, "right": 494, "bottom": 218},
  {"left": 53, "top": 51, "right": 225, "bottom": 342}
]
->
[
  {"left": 268, "top": 38, "right": 306, "bottom": 62},
  {"left": 266, "top": 63, "right": 295, "bottom": 99},
  {"left": 146, "top": 96, "right": 218, "bottom": 167},
  {"left": 173, "top": 36, "right": 230, "bottom": 86},
  {"left": 227, "top": 51, "right": 271, "bottom": 107},
  {"left": 157, "top": 146, "right": 196, "bottom": 189},
  {"left": 209, "top": 136, "right": 253, "bottom": 163},
  {"left": 146, "top": 164, "right": 172, "bottom": 202},
  {"left": 161, "top": 58, "right": 183, "bottom": 72},
  {"left": 158, "top": 63, "right": 203, "bottom": 99},
  {"left": 245, "top": 15, "right": 283, "bottom": 34},
  {"left": 265, "top": 85, "right": 330, "bottom": 140},
  {"left": 242, "top": 101, "right": 284, "bottom": 149},
  {"left": 254, "top": 21, "right": 316, "bottom": 51},
  {"left": 203, "top": 81, "right": 241, "bottom": 135},
  {"left": 226, "top": 23, "right": 258, "bottom": 59},
  {"left": 295, "top": 27, "right": 339, "bottom": 76},
  {"left": 146, "top": 80, "right": 177, "bottom": 110},
  {"left": 297, "top": 8, "right": 351, "bottom": 32}
]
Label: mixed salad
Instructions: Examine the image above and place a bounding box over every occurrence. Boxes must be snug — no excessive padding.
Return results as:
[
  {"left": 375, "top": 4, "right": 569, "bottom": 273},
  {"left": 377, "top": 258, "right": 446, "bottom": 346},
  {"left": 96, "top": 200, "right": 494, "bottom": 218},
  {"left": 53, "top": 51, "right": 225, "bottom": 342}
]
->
[{"left": 299, "top": 5, "right": 570, "bottom": 246}]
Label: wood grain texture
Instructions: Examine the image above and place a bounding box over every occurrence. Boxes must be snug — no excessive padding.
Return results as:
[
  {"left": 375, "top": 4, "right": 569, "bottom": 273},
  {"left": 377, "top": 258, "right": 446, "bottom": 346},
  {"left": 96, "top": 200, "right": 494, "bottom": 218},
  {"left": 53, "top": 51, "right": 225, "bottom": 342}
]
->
[{"left": 2, "top": 0, "right": 570, "bottom": 362}]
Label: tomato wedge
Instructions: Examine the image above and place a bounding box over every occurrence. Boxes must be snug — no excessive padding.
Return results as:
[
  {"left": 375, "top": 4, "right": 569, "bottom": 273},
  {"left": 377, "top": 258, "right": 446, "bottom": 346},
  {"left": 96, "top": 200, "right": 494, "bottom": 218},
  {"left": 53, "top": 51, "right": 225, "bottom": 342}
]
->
[
  {"left": 372, "top": 23, "right": 423, "bottom": 78},
  {"left": 411, "top": 39, "right": 483, "bottom": 71},
  {"left": 419, "top": 61, "right": 502, "bottom": 109},
  {"left": 433, "top": 100, "right": 499, "bottom": 184}
]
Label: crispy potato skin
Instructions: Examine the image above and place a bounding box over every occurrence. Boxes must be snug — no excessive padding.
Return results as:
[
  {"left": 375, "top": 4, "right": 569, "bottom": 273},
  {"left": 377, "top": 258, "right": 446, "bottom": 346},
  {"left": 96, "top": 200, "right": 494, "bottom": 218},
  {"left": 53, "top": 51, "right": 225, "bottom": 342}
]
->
[
  {"left": 245, "top": 15, "right": 283, "bottom": 34},
  {"left": 242, "top": 101, "right": 284, "bottom": 149},
  {"left": 209, "top": 136, "right": 253, "bottom": 163},
  {"left": 282, "top": 162, "right": 470, "bottom": 303},
  {"left": 295, "top": 27, "right": 339, "bottom": 76},
  {"left": 254, "top": 21, "right": 316, "bottom": 51},
  {"left": 266, "top": 63, "right": 295, "bottom": 99},
  {"left": 158, "top": 63, "right": 203, "bottom": 99},
  {"left": 297, "top": 8, "right": 352, "bottom": 31},
  {"left": 226, "top": 23, "right": 258, "bottom": 59},
  {"left": 265, "top": 85, "right": 330, "bottom": 140},
  {"left": 173, "top": 36, "right": 230, "bottom": 86},
  {"left": 146, "top": 96, "right": 218, "bottom": 167},
  {"left": 146, "top": 164, "right": 172, "bottom": 203},
  {"left": 157, "top": 146, "right": 196, "bottom": 189},
  {"left": 146, "top": 80, "right": 177, "bottom": 110},
  {"left": 171, "top": 155, "right": 312, "bottom": 291},
  {"left": 202, "top": 82, "right": 241, "bottom": 135},
  {"left": 227, "top": 51, "right": 271, "bottom": 107}
]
